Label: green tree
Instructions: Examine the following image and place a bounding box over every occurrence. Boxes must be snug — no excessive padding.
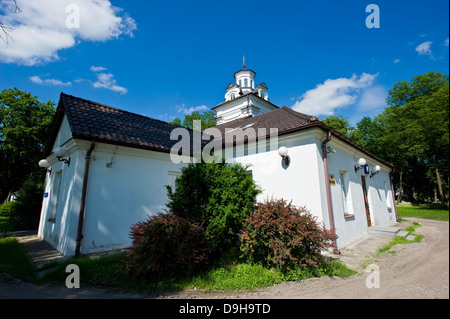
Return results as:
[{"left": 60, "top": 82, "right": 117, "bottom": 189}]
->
[
  {"left": 172, "top": 110, "right": 216, "bottom": 130},
  {"left": 0, "top": 88, "right": 55, "bottom": 202},
  {"left": 380, "top": 72, "right": 449, "bottom": 203},
  {"left": 321, "top": 115, "right": 355, "bottom": 138}
]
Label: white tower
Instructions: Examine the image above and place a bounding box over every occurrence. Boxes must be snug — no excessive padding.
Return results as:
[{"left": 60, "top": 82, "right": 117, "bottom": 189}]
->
[{"left": 213, "top": 58, "right": 277, "bottom": 125}]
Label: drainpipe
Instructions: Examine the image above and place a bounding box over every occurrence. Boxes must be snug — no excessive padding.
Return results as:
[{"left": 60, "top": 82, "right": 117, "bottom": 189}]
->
[
  {"left": 322, "top": 131, "right": 339, "bottom": 254},
  {"left": 75, "top": 140, "right": 96, "bottom": 257}
]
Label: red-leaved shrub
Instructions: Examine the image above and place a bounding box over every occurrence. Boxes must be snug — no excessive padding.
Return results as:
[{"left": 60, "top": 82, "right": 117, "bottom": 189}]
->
[
  {"left": 124, "top": 212, "right": 210, "bottom": 277},
  {"left": 240, "top": 198, "right": 337, "bottom": 269}
]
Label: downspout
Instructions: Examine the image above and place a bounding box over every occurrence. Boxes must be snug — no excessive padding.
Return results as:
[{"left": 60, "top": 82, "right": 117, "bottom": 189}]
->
[
  {"left": 322, "top": 131, "right": 339, "bottom": 254},
  {"left": 389, "top": 173, "right": 399, "bottom": 222},
  {"left": 75, "top": 140, "right": 96, "bottom": 257}
]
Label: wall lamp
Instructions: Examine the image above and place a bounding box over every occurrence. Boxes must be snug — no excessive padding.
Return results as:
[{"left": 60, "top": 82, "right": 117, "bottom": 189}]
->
[
  {"left": 53, "top": 146, "right": 71, "bottom": 166},
  {"left": 278, "top": 146, "right": 290, "bottom": 166},
  {"left": 354, "top": 158, "right": 366, "bottom": 173},
  {"left": 38, "top": 159, "right": 52, "bottom": 174},
  {"left": 370, "top": 165, "right": 381, "bottom": 178},
  {"left": 327, "top": 146, "right": 336, "bottom": 154}
]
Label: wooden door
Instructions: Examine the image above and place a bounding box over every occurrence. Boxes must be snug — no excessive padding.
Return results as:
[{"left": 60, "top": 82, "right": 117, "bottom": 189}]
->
[{"left": 361, "top": 175, "right": 371, "bottom": 226}]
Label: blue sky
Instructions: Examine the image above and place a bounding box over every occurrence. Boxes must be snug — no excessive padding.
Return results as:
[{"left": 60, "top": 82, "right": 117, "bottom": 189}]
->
[{"left": 0, "top": 0, "right": 448, "bottom": 126}]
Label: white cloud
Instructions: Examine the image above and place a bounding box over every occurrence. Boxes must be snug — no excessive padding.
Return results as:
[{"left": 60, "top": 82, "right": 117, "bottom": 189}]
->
[
  {"left": 393, "top": 59, "right": 401, "bottom": 63},
  {"left": 90, "top": 66, "right": 107, "bottom": 72},
  {"left": 445, "top": 38, "right": 449, "bottom": 46},
  {"left": 357, "top": 85, "right": 387, "bottom": 110},
  {"left": 0, "top": 0, "right": 137, "bottom": 65},
  {"left": 291, "top": 73, "right": 378, "bottom": 116},
  {"left": 177, "top": 104, "right": 209, "bottom": 114},
  {"left": 91, "top": 70, "right": 128, "bottom": 94},
  {"left": 415, "top": 41, "right": 433, "bottom": 55},
  {"left": 30, "top": 75, "right": 71, "bottom": 86}
]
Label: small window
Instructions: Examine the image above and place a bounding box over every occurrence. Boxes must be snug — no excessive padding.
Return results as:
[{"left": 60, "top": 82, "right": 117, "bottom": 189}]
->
[
  {"left": 244, "top": 78, "right": 248, "bottom": 87},
  {"left": 238, "top": 80, "right": 242, "bottom": 86},
  {"left": 384, "top": 181, "right": 392, "bottom": 211},
  {"left": 168, "top": 171, "right": 182, "bottom": 190},
  {"left": 49, "top": 170, "right": 63, "bottom": 223},
  {"left": 338, "top": 170, "right": 353, "bottom": 217}
]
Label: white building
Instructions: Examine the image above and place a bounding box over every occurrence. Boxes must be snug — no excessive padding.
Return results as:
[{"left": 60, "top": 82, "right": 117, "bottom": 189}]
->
[{"left": 38, "top": 63, "right": 398, "bottom": 256}]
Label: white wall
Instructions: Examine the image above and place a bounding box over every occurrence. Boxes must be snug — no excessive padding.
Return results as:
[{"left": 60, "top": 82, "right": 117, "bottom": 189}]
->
[
  {"left": 78, "top": 143, "right": 187, "bottom": 255},
  {"left": 230, "top": 129, "right": 327, "bottom": 222},
  {"left": 325, "top": 138, "right": 396, "bottom": 248}
]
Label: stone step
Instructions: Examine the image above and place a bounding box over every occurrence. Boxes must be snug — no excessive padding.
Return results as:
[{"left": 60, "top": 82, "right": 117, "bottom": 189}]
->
[
  {"left": 368, "top": 226, "right": 401, "bottom": 238},
  {"left": 395, "top": 230, "right": 409, "bottom": 238}
]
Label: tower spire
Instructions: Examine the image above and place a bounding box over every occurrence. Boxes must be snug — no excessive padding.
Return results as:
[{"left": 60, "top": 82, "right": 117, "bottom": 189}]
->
[{"left": 243, "top": 55, "right": 246, "bottom": 69}]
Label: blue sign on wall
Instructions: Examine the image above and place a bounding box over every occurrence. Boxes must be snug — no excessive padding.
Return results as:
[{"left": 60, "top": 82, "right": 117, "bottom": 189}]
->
[
  {"left": 44, "top": 192, "right": 49, "bottom": 198},
  {"left": 363, "top": 164, "right": 370, "bottom": 175}
]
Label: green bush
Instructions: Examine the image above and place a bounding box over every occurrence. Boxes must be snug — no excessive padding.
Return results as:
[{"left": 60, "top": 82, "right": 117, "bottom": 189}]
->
[
  {"left": 0, "top": 201, "right": 19, "bottom": 217},
  {"left": 240, "top": 197, "right": 337, "bottom": 270},
  {"left": 124, "top": 212, "right": 211, "bottom": 277},
  {"left": 167, "top": 161, "right": 261, "bottom": 256},
  {"left": 9, "top": 172, "right": 45, "bottom": 231}
]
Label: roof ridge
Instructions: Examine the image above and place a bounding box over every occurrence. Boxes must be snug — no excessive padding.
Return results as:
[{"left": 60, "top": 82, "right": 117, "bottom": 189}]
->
[
  {"left": 280, "top": 106, "right": 316, "bottom": 121},
  {"left": 60, "top": 92, "right": 180, "bottom": 128}
]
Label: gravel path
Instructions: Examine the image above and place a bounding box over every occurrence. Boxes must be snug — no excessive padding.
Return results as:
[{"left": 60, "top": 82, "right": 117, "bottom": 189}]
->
[{"left": 0, "top": 218, "right": 448, "bottom": 299}]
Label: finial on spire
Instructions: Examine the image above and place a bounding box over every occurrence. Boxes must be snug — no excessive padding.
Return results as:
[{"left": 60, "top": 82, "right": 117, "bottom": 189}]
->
[{"left": 243, "top": 55, "right": 246, "bottom": 69}]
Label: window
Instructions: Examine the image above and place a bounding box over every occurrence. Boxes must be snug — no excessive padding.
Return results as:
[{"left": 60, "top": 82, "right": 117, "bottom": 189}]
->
[
  {"left": 168, "top": 171, "right": 182, "bottom": 190},
  {"left": 250, "top": 79, "right": 253, "bottom": 88},
  {"left": 244, "top": 78, "right": 248, "bottom": 87},
  {"left": 238, "top": 80, "right": 242, "bottom": 86},
  {"left": 338, "top": 170, "right": 353, "bottom": 217},
  {"left": 48, "top": 170, "right": 63, "bottom": 223},
  {"left": 384, "top": 181, "right": 392, "bottom": 211}
]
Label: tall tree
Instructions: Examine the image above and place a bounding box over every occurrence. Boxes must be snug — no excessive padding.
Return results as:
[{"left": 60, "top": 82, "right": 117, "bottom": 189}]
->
[
  {"left": 321, "top": 115, "right": 355, "bottom": 138},
  {"left": 0, "top": 88, "right": 55, "bottom": 202},
  {"left": 381, "top": 72, "right": 449, "bottom": 203},
  {"left": 172, "top": 110, "right": 216, "bottom": 130}
]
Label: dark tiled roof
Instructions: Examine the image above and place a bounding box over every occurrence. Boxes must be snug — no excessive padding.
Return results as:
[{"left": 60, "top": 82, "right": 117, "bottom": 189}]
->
[
  {"left": 45, "top": 93, "right": 393, "bottom": 169},
  {"left": 213, "top": 106, "right": 394, "bottom": 169},
  {"left": 213, "top": 106, "right": 319, "bottom": 145},
  {"left": 44, "top": 93, "right": 203, "bottom": 156}
]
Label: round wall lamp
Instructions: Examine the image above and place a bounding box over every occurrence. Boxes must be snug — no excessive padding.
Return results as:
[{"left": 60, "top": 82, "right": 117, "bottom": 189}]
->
[
  {"left": 354, "top": 158, "right": 366, "bottom": 173},
  {"left": 278, "top": 146, "right": 290, "bottom": 166},
  {"left": 370, "top": 165, "right": 381, "bottom": 178},
  {"left": 53, "top": 146, "right": 71, "bottom": 166},
  {"left": 38, "top": 159, "right": 52, "bottom": 174}
]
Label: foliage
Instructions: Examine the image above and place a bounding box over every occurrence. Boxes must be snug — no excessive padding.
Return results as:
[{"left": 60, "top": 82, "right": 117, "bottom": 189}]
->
[
  {"left": 324, "top": 72, "right": 449, "bottom": 204},
  {"left": 41, "top": 253, "right": 355, "bottom": 292},
  {"left": 0, "top": 200, "right": 19, "bottom": 217},
  {"left": 167, "top": 161, "right": 261, "bottom": 255},
  {"left": 380, "top": 72, "right": 449, "bottom": 203},
  {"left": 0, "top": 237, "right": 36, "bottom": 281},
  {"left": 171, "top": 110, "right": 216, "bottom": 130},
  {"left": 321, "top": 115, "right": 355, "bottom": 138},
  {"left": 240, "top": 197, "right": 337, "bottom": 270},
  {"left": 0, "top": 88, "right": 55, "bottom": 202},
  {"left": 124, "top": 212, "right": 211, "bottom": 277},
  {"left": 8, "top": 171, "right": 45, "bottom": 230}
]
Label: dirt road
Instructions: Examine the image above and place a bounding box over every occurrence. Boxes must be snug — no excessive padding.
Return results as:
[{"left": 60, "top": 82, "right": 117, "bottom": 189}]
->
[{"left": 0, "top": 218, "right": 448, "bottom": 299}]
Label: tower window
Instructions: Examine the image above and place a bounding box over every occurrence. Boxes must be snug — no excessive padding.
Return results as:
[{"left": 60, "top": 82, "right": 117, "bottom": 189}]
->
[
  {"left": 238, "top": 80, "right": 242, "bottom": 86},
  {"left": 244, "top": 79, "right": 248, "bottom": 87}
]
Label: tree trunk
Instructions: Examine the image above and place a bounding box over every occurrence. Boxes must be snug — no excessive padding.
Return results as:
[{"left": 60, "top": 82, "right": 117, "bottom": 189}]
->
[{"left": 433, "top": 155, "right": 446, "bottom": 202}]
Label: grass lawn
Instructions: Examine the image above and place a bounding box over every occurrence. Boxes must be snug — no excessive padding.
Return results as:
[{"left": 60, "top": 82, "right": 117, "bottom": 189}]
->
[
  {"left": 396, "top": 203, "right": 449, "bottom": 221},
  {"left": 38, "top": 254, "right": 356, "bottom": 293},
  {"left": 0, "top": 237, "right": 36, "bottom": 281}
]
